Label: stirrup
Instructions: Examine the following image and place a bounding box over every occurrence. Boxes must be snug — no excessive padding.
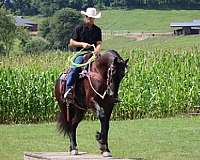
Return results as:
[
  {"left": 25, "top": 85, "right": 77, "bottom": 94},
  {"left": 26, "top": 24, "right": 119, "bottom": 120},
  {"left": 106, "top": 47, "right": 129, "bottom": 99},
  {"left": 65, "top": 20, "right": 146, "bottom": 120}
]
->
[
  {"left": 64, "top": 87, "right": 73, "bottom": 99},
  {"left": 79, "top": 70, "right": 88, "bottom": 78}
]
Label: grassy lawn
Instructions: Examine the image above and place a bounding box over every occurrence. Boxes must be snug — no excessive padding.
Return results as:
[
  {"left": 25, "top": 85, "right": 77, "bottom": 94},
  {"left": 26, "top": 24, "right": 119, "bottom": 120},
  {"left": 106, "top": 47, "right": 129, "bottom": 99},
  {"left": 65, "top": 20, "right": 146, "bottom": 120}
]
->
[
  {"left": 11, "top": 34, "right": 200, "bottom": 54},
  {"left": 102, "top": 35, "right": 200, "bottom": 51},
  {"left": 0, "top": 117, "right": 200, "bottom": 160},
  {"left": 98, "top": 9, "right": 200, "bottom": 32}
]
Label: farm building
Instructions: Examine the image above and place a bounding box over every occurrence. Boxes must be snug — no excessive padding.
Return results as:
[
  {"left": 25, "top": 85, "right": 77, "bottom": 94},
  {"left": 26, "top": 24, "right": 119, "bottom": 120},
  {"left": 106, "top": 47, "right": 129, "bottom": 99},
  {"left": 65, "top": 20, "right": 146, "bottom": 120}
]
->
[
  {"left": 15, "top": 16, "right": 38, "bottom": 32},
  {"left": 170, "top": 20, "right": 200, "bottom": 35}
]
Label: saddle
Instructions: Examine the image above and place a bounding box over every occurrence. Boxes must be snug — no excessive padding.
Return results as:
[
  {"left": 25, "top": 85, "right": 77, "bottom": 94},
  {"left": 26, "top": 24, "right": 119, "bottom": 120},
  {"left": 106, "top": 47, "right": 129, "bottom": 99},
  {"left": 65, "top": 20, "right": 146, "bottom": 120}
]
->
[{"left": 59, "top": 53, "right": 93, "bottom": 104}]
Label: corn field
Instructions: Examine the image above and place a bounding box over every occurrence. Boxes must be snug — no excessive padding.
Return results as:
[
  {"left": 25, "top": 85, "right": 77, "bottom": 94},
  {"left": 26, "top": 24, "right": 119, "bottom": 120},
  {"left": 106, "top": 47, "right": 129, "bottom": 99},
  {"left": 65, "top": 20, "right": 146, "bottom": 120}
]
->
[{"left": 0, "top": 49, "right": 200, "bottom": 123}]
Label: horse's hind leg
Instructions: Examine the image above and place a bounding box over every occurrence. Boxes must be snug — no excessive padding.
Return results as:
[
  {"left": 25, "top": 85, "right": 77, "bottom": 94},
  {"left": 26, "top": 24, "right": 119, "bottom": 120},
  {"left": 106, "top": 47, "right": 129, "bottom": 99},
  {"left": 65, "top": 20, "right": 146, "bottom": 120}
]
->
[{"left": 68, "top": 108, "right": 85, "bottom": 155}]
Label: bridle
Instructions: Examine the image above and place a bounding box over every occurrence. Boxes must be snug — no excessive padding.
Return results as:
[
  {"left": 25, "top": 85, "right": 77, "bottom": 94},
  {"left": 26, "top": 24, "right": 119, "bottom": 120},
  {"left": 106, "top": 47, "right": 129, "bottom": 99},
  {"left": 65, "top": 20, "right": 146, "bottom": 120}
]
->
[
  {"left": 87, "top": 60, "right": 115, "bottom": 99},
  {"left": 106, "top": 62, "right": 115, "bottom": 96}
]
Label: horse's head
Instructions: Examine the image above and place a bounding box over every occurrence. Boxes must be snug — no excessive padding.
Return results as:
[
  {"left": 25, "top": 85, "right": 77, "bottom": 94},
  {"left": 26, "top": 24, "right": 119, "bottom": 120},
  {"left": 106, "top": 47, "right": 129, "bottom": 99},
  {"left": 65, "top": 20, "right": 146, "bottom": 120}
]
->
[
  {"left": 112, "top": 54, "right": 129, "bottom": 80},
  {"left": 99, "top": 50, "right": 129, "bottom": 98}
]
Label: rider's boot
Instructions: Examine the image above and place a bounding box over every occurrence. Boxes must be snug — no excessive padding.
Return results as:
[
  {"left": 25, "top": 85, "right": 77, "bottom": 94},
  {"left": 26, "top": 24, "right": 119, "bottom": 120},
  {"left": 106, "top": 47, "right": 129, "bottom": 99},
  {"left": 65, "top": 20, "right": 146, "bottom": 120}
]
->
[
  {"left": 64, "top": 68, "right": 76, "bottom": 100},
  {"left": 64, "top": 86, "right": 73, "bottom": 99}
]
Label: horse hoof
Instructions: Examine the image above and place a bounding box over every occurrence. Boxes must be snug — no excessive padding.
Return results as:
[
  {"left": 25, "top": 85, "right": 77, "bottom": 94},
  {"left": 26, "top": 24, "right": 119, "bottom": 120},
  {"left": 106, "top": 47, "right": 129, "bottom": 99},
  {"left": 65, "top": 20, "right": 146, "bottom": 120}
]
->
[
  {"left": 102, "top": 151, "right": 112, "bottom": 157},
  {"left": 71, "top": 149, "right": 78, "bottom": 155}
]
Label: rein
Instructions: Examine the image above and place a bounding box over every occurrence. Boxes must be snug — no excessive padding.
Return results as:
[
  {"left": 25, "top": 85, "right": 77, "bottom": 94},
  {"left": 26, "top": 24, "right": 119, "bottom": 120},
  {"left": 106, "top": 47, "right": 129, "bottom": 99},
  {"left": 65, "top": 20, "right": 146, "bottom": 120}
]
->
[{"left": 87, "top": 60, "right": 114, "bottom": 99}]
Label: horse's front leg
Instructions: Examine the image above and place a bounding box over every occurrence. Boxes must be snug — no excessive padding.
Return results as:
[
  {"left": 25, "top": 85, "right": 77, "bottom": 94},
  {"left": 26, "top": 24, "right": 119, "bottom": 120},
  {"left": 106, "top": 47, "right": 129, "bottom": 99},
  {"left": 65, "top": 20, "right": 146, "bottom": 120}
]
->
[
  {"left": 97, "top": 115, "right": 112, "bottom": 157},
  {"left": 91, "top": 99, "right": 112, "bottom": 157}
]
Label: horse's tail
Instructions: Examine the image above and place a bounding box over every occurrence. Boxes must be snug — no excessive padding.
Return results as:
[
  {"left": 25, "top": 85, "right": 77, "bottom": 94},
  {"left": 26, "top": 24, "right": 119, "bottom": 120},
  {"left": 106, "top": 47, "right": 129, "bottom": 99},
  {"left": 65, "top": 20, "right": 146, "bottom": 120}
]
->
[
  {"left": 57, "top": 104, "right": 71, "bottom": 136},
  {"left": 55, "top": 78, "right": 71, "bottom": 136}
]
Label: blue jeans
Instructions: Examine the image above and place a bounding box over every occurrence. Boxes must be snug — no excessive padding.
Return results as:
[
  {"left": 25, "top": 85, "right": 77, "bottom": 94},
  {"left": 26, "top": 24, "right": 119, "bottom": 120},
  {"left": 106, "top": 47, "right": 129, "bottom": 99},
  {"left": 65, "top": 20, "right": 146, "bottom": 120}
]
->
[{"left": 66, "top": 55, "right": 84, "bottom": 89}]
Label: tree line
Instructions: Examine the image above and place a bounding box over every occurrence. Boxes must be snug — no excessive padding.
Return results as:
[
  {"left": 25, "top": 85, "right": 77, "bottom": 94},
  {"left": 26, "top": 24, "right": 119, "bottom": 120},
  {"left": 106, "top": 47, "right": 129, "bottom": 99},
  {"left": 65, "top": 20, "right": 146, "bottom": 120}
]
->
[{"left": 1, "top": 0, "right": 200, "bottom": 16}]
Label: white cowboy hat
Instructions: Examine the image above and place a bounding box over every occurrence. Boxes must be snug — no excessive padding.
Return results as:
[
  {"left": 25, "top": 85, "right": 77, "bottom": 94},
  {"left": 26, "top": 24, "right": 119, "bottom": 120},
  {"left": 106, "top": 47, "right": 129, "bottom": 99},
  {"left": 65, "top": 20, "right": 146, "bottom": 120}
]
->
[{"left": 81, "top": 8, "right": 101, "bottom": 19}]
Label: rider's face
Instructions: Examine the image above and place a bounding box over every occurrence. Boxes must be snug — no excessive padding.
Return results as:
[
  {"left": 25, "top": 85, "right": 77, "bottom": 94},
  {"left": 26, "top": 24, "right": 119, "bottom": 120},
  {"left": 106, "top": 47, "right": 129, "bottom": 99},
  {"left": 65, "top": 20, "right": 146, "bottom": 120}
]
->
[{"left": 84, "top": 16, "right": 95, "bottom": 26}]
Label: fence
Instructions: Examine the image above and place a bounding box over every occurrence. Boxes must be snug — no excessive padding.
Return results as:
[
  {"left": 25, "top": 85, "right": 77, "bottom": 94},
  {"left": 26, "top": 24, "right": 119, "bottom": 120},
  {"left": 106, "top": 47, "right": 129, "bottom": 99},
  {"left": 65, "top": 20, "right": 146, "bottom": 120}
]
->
[{"left": 102, "top": 30, "right": 173, "bottom": 41}]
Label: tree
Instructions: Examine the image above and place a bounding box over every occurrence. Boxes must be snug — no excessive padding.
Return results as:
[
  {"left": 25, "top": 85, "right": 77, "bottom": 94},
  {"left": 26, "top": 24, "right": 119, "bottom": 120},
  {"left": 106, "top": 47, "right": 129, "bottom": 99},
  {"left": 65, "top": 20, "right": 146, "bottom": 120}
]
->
[
  {"left": 69, "top": 0, "right": 83, "bottom": 10},
  {"left": 9, "top": 0, "right": 38, "bottom": 15},
  {"left": 0, "top": 8, "right": 16, "bottom": 55},
  {"left": 40, "top": 8, "right": 81, "bottom": 50},
  {"left": 38, "top": 0, "right": 69, "bottom": 17},
  {"left": 0, "top": 0, "right": 5, "bottom": 8}
]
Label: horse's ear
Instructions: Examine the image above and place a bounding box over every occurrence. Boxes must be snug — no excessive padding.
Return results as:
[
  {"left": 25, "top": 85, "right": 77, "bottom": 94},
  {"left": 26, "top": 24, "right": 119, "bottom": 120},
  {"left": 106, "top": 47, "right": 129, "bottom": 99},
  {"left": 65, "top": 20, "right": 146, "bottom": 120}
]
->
[{"left": 125, "top": 59, "right": 129, "bottom": 65}]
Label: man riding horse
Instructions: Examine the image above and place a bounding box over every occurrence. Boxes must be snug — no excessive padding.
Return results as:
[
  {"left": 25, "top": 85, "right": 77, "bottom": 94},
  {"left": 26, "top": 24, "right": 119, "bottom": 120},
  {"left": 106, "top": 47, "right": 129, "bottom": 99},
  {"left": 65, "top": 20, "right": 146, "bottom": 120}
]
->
[
  {"left": 64, "top": 7, "right": 102, "bottom": 99},
  {"left": 55, "top": 7, "right": 129, "bottom": 157}
]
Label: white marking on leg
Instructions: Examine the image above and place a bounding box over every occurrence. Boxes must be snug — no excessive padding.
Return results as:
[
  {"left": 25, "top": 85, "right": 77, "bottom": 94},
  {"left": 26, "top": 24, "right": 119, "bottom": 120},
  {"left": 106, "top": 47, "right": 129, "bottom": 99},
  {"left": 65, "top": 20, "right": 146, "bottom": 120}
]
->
[
  {"left": 71, "top": 149, "right": 78, "bottom": 155},
  {"left": 102, "top": 151, "right": 112, "bottom": 157}
]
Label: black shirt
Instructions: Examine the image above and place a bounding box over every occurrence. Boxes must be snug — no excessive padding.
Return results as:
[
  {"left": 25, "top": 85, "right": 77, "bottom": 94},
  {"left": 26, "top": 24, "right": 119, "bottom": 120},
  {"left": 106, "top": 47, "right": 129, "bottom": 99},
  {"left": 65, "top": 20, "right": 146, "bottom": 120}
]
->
[{"left": 71, "top": 23, "right": 102, "bottom": 51}]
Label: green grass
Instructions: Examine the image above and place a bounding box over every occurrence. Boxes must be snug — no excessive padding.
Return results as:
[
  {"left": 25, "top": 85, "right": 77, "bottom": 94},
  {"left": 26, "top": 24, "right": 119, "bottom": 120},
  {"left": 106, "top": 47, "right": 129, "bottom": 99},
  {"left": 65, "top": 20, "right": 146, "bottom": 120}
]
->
[
  {"left": 0, "top": 117, "right": 200, "bottom": 160},
  {"left": 102, "top": 35, "right": 200, "bottom": 51},
  {"left": 11, "top": 34, "right": 200, "bottom": 54},
  {"left": 130, "top": 35, "right": 200, "bottom": 50}
]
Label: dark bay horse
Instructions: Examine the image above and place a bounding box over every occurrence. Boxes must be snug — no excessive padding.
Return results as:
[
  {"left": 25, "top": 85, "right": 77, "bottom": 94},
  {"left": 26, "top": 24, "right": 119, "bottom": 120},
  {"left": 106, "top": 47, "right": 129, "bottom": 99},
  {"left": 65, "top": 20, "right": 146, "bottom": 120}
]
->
[{"left": 54, "top": 50, "right": 128, "bottom": 157}]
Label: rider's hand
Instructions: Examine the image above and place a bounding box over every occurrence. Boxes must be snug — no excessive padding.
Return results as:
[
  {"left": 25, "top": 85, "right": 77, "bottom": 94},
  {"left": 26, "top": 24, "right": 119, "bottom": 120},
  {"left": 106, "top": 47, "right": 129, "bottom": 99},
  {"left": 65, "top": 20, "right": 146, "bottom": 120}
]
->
[
  {"left": 81, "top": 42, "right": 91, "bottom": 49},
  {"left": 95, "top": 52, "right": 101, "bottom": 58}
]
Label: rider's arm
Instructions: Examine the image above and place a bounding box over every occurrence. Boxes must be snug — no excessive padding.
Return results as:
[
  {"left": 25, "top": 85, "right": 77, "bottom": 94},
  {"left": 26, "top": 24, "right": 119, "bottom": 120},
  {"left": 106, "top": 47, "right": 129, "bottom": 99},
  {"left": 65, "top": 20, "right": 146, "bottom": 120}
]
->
[
  {"left": 94, "top": 41, "right": 102, "bottom": 54},
  {"left": 69, "top": 39, "right": 91, "bottom": 49}
]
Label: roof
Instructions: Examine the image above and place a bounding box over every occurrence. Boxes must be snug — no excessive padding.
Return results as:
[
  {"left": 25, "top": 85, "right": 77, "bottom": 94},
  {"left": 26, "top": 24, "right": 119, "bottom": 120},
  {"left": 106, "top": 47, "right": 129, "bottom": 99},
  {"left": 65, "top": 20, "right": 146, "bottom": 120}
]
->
[
  {"left": 193, "top": 20, "right": 200, "bottom": 23},
  {"left": 15, "top": 16, "right": 37, "bottom": 27},
  {"left": 170, "top": 20, "right": 200, "bottom": 27}
]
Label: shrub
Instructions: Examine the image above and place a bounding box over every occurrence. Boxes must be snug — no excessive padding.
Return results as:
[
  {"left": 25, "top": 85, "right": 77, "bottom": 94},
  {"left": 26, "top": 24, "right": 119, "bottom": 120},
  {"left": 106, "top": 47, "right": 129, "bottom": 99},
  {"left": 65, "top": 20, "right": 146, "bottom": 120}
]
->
[
  {"left": 0, "top": 8, "right": 16, "bottom": 56},
  {"left": 23, "top": 36, "right": 50, "bottom": 54}
]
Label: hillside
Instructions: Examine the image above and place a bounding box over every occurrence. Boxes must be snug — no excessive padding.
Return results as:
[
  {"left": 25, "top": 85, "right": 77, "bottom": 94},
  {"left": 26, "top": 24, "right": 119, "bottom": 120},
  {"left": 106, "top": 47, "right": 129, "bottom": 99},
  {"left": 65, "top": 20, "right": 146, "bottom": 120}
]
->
[
  {"left": 28, "top": 9, "right": 200, "bottom": 33},
  {"left": 97, "top": 9, "right": 200, "bottom": 32}
]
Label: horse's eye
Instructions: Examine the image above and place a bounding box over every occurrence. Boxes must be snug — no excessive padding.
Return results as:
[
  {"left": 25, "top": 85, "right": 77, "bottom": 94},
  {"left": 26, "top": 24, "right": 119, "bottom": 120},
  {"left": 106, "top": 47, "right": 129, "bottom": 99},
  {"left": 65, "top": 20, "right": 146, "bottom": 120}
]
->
[{"left": 112, "top": 69, "right": 117, "bottom": 75}]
